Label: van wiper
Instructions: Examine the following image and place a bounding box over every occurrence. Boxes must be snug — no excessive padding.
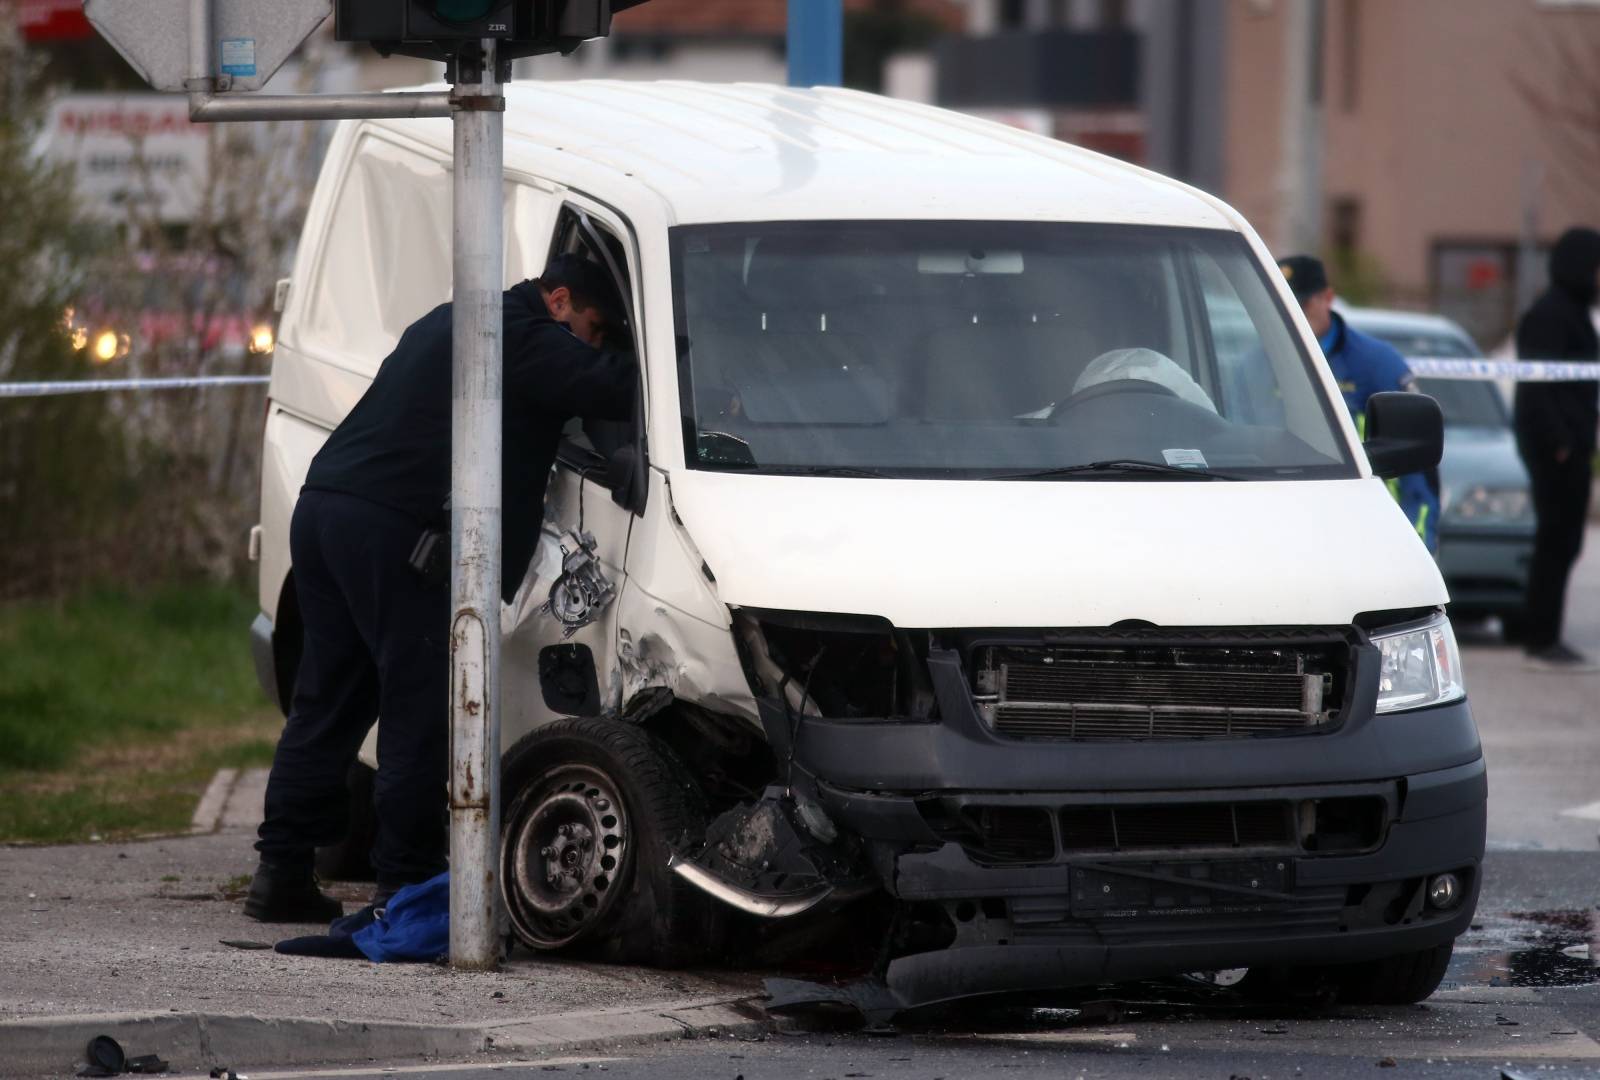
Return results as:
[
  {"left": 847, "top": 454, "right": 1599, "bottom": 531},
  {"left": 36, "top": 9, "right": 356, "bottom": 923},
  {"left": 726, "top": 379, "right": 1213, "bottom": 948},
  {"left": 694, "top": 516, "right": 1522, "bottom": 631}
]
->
[
  {"left": 993, "top": 459, "right": 1242, "bottom": 481},
  {"left": 766, "top": 465, "right": 895, "bottom": 479}
]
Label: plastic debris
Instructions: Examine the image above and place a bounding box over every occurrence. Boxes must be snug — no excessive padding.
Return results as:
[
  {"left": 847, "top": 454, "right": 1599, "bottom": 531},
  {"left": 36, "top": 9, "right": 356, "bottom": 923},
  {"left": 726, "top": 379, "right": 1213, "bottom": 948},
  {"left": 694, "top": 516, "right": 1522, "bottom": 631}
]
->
[
  {"left": 218, "top": 940, "right": 273, "bottom": 951},
  {"left": 77, "top": 1038, "right": 167, "bottom": 1077},
  {"left": 78, "top": 1036, "right": 124, "bottom": 1077},
  {"left": 1560, "top": 943, "right": 1590, "bottom": 960}
]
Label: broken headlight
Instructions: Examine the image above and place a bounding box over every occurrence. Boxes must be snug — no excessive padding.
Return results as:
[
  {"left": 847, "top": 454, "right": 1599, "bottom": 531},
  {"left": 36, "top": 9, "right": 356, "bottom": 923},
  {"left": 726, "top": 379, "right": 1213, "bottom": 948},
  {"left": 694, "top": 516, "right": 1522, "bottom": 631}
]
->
[
  {"left": 732, "top": 608, "right": 936, "bottom": 720},
  {"left": 1371, "top": 614, "right": 1464, "bottom": 713}
]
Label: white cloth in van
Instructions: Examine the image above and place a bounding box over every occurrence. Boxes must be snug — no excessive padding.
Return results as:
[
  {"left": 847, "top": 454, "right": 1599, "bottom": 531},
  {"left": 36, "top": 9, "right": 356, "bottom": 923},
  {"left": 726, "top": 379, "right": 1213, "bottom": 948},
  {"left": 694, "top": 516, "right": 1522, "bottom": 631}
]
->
[{"left": 1073, "top": 348, "right": 1218, "bottom": 413}]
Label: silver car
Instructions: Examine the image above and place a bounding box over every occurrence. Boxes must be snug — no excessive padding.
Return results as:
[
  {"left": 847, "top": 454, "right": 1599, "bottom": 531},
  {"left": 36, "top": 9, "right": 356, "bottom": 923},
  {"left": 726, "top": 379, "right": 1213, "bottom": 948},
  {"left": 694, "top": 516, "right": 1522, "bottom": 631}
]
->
[{"left": 1344, "top": 307, "right": 1535, "bottom": 636}]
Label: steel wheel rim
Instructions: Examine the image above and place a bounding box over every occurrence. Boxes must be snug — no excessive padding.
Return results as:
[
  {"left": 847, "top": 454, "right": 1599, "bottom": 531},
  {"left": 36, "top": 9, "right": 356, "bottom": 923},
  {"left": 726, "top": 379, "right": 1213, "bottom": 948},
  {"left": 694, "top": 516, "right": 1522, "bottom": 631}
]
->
[{"left": 503, "top": 763, "right": 629, "bottom": 949}]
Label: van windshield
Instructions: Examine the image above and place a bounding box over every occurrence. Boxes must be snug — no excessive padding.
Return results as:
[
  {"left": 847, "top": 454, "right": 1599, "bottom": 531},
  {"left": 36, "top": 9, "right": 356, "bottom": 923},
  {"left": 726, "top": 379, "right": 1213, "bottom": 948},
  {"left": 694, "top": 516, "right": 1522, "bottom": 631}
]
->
[{"left": 670, "top": 221, "right": 1356, "bottom": 480}]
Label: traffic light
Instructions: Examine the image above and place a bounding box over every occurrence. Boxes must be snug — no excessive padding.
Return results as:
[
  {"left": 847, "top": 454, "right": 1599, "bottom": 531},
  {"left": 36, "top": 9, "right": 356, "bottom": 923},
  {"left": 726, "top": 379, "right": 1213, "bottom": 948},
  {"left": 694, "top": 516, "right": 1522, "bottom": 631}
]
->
[
  {"left": 335, "top": 0, "right": 650, "bottom": 55},
  {"left": 406, "top": 0, "right": 516, "bottom": 41}
]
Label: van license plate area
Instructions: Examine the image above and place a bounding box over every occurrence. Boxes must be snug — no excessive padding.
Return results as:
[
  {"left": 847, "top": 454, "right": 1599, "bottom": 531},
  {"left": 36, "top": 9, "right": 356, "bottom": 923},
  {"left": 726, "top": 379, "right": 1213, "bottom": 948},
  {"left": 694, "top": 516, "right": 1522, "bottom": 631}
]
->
[{"left": 1070, "top": 859, "right": 1292, "bottom": 917}]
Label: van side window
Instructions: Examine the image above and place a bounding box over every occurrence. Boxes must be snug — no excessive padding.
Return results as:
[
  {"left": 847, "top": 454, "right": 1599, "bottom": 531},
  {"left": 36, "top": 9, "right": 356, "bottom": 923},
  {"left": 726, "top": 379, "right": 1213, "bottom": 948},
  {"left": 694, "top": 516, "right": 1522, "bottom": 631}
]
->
[
  {"left": 302, "top": 135, "right": 452, "bottom": 373},
  {"left": 1194, "top": 252, "right": 1288, "bottom": 428},
  {"left": 548, "top": 206, "right": 636, "bottom": 465}
]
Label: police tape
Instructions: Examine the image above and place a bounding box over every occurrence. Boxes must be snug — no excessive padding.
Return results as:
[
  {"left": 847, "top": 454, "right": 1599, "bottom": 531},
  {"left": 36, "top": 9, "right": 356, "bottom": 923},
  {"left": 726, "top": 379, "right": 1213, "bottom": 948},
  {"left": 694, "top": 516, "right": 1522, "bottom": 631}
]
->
[
  {"left": 0, "top": 375, "right": 270, "bottom": 398},
  {"left": 1, "top": 360, "right": 1592, "bottom": 397},
  {"left": 1406, "top": 358, "right": 1599, "bottom": 381}
]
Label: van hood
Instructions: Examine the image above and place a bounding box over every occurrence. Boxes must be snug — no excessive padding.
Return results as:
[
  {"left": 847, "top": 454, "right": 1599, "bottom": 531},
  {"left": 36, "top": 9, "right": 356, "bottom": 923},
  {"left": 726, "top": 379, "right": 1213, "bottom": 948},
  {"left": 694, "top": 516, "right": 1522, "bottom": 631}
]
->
[{"left": 666, "top": 472, "right": 1447, "bottom": 628}]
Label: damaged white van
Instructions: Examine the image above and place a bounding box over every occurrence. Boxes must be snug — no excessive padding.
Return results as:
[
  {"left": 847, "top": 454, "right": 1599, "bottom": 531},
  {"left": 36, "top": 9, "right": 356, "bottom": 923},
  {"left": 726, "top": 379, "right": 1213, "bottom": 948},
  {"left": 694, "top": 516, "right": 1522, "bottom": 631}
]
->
[{"left": 252, "top": 81, "right": 1484, "bottom": 1013}]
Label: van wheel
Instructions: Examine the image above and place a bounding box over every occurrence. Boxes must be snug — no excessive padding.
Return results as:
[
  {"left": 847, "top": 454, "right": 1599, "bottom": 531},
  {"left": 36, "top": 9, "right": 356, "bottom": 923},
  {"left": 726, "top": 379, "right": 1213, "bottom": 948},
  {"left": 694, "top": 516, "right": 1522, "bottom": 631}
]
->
[
  {"left": 314, "top": 761, "right": 377, "bottom": 882},
  {"left": 500, "top": 717, "right": 722, "bottom": 967},
  {"left": 1240, "top": 942, "right": 1454, "bottom": 1007},
  {"left": 1334, "top": 942, "right": 1454, "bottom": 1005}
]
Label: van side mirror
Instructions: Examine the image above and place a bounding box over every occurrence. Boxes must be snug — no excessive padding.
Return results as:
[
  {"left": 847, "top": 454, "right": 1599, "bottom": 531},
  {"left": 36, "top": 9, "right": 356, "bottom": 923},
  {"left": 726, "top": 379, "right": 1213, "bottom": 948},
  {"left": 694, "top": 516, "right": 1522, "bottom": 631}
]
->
[
  {"left": 1363, "top": 391, "right": 1443, "bottom": 479},
  {"left": 606, "top": 444, "right": 648, "bottom": 514}
]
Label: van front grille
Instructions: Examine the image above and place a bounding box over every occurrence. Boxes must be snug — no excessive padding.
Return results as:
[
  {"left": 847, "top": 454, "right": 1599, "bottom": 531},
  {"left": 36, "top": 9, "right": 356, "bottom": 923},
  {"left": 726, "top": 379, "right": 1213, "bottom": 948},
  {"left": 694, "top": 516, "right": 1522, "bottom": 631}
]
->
[
  {"left": 971, "top": 638, "right": 1343, "bottom": 741},
  {"left": 920, "top": 795, "right": 1386, "bottom": 863}
]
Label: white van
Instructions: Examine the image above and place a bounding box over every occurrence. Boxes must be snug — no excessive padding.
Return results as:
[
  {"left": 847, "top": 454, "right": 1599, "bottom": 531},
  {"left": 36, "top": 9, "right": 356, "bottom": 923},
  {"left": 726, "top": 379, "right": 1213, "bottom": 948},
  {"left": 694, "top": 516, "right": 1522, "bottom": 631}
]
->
[{"left": 251, "top": 81, "right": 1484, "bottom": 1011}]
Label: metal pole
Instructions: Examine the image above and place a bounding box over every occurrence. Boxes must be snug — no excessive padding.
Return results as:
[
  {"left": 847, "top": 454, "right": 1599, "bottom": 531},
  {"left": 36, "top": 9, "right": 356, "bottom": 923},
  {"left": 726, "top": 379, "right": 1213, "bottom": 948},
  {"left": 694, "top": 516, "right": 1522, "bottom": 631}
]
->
[
  {"left": 1275, "top": 0, "right": 1324, "bottom": 255},
  {"left": 186, "top": 0, "right": 213, "bottom": 91},
  {"left": 787, "top": 0, "right": 842, "bottom": 88},
  {"left": 190, "top": 91, "right": 452, "bottom": 122},
  {"left": 448, "top": 40, "right": 505, "bottom": 971}
]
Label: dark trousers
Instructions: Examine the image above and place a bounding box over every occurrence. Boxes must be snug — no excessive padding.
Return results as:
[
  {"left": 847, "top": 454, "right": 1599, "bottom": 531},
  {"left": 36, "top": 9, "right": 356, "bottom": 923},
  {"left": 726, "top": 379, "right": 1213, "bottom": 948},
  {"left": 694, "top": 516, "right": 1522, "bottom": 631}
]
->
[
  {"left": 1520, "top": 449, "right": 1593, "bottom": 651},
  {"left": 257, "top": 489, "right": 450, "bottom": 891}
]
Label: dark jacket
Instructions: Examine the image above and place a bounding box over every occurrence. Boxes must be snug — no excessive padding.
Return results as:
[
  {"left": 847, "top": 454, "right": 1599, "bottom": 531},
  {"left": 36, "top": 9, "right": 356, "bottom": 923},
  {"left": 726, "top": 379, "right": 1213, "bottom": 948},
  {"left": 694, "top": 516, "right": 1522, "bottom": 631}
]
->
[
  {"left": 1513, "top": 227, "right": 1600, "bottom": 459},
  {"left": 305, "top": 281, "right": 635, "bottom": 600}
]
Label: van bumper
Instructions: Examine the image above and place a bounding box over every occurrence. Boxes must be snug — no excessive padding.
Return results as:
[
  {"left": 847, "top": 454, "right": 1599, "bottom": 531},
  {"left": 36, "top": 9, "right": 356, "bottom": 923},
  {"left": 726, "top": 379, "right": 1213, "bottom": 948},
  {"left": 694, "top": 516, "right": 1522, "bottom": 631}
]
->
[
  {"left": 769, "top": 655, "right": 1485, "bottom": 997},
  {"left": 811, "top": 754, "right": 1484, "bottom": 1003}
]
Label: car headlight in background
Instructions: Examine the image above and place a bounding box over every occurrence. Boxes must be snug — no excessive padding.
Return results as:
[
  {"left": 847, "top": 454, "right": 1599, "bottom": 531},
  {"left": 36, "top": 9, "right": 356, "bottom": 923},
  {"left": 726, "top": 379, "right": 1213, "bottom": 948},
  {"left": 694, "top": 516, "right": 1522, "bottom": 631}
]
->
[
  {"left": 249, "top": 324, "right": 276, "bottom": 355},
  {"left": 91, "top": 330, "right": 130, "bottom": 364},
  {"left": 1372, "top": 615, "right": 1465, "bottom": 713},
  {"left": 1441, "top": 484, "right": 1531, "bottom": 523}
]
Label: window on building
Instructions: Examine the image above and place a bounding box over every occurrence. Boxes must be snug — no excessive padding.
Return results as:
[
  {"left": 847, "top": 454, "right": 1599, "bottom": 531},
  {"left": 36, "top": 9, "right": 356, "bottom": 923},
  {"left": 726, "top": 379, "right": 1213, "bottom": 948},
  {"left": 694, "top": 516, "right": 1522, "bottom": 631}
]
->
[{"left": 1330, "top": 197, "right": 1363, "bottom": 255}]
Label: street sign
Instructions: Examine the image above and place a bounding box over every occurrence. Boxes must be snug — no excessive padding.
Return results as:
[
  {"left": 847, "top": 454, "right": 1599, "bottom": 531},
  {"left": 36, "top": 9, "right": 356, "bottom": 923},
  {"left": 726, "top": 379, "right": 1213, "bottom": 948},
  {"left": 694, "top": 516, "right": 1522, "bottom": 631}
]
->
[
  {"left": 84, "top": 0, "right": 331, "bottom": 91},
  {"left": 38, "top": 94, "right": 207, "bottom": 222},
  {"left": 21, "top": 0, "right": 94, "bottom": 41}
]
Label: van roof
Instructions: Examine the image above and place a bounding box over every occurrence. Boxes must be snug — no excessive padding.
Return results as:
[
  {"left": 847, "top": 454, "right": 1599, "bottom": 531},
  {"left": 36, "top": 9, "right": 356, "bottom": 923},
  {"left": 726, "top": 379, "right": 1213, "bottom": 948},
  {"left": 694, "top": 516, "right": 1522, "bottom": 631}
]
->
[{"left": 383, "top": 81, "right": 1237, "bottom": 230}]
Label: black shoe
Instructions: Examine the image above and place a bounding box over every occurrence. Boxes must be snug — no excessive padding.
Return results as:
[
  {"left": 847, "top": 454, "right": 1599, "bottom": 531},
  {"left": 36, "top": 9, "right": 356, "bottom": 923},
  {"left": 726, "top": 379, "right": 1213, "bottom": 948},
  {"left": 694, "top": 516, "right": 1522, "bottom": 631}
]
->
[
  {"left": 1524, "top": 642, "right": 1600, "bottom": 673},
  {"left": 242, "top": 861, "right": 345, "bottom": 923}
]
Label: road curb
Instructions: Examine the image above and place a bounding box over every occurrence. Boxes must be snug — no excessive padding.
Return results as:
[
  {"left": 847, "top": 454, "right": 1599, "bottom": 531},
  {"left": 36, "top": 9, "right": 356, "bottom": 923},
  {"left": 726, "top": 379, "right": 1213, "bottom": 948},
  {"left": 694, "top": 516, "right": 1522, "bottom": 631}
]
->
[
  {"left": 0, "top": 996, "right": 767, "bottom": 1077},
  {"left": 189, "top": 768, "right": 239, "bottom": 833}
]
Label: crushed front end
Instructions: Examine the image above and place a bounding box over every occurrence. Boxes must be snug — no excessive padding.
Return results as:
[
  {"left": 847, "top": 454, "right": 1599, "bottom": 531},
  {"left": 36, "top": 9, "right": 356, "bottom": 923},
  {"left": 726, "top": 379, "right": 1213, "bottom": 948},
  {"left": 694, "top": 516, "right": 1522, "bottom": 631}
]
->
[{"left": 682, "top": 609, "right": 1485, "bottom": 1012}]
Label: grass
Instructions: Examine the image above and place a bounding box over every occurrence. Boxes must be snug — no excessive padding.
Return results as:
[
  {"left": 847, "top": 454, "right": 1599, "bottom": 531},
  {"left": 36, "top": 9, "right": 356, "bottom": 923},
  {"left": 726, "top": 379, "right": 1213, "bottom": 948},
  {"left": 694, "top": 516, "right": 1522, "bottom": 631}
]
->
[{"left": 0, "top": 583, "right": 281, "bottom": 844}]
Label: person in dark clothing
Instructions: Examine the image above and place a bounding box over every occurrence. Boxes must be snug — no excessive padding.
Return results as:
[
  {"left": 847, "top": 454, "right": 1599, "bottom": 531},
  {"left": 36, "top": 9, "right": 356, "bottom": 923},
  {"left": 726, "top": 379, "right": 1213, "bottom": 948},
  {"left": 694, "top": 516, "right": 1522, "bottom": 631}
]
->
[
  {"left": 1513, "top": 226, "right": 1600, "bottom": 671},
  {"left": 245, "top": 255, "right": 634, "bottom": 922}
]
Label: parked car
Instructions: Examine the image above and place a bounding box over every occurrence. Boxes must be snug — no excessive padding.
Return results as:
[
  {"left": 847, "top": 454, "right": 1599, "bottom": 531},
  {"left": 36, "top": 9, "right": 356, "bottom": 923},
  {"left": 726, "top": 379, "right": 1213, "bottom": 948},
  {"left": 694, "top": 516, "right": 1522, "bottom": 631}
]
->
[
  {"left": 250, "top": 82, "right": 1483, "bottom": 1012},
  {"left": 1342, "top": 307, "right": 1534, "bottom": 635}
]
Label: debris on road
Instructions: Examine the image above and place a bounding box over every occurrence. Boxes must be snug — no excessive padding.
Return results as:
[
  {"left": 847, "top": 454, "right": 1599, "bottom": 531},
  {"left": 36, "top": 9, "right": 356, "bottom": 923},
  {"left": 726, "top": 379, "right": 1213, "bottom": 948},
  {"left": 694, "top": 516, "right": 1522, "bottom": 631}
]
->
[{"left": 76, "top": 1037, "right": 168, "bottom": 1077}]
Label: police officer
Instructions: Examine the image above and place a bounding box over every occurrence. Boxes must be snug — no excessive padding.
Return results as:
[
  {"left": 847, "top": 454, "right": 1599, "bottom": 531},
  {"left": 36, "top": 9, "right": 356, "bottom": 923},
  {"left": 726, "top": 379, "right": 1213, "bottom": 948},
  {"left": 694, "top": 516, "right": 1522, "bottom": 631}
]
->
[
  {"left": 1280, "top": 254, "right": 1440, "bottom": 553},
  {"left": 244, "top": 254, "right": 633, "bottom": 922}
]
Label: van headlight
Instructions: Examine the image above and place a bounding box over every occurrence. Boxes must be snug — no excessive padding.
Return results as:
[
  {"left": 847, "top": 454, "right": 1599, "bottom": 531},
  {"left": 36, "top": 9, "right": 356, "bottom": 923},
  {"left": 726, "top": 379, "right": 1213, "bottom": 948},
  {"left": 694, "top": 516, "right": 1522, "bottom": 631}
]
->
[{"left": 1372, "top": 615, "right": 1465, "bottom": 713}]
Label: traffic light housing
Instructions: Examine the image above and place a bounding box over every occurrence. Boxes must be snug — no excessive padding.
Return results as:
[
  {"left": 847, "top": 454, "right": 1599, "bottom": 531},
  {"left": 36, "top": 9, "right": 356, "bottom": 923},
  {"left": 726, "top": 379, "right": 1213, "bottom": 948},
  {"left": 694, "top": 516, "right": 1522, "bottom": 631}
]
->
[
  {"left": 335, "top": 0, "right": 649, "bottom": 59},
  {"left": 405, "top": 0, "right": 516, "bottom": 41}
]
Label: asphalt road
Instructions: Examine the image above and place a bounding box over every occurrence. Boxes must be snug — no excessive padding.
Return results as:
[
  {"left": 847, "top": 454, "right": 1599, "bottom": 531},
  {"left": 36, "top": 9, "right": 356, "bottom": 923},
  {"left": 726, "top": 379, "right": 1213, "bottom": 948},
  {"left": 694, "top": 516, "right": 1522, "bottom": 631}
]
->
[
  {"left": 1462, "top": 525, "right": 1600, "bottom": 852},
  {"left": 263, "top": 533, "right": 1600, "bottom": 1080}
]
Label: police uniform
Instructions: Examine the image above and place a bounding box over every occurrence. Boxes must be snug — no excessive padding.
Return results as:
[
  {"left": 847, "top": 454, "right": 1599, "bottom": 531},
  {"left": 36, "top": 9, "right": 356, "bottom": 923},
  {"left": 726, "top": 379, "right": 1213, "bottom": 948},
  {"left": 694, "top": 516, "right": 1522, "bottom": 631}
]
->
[
  {"left": 1279, "top": 256, "right": 1440, "bottom": 554},
  {"left": 1318, "top": 311, "right": 1440, "bottom": 552}
]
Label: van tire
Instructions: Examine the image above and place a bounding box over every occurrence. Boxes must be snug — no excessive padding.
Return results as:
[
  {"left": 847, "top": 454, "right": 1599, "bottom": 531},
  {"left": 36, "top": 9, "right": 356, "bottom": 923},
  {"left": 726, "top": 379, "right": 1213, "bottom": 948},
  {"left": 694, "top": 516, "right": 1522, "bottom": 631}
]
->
[
  {"left": 1238, "top": 941, "right": 1454, "bottom": 1006},
  {"left": 500, "top": 717, "right": 722, "bottom": 967},
  {"left": 1333, "top": 942, "right": 1454, "bottom": 1005},
  {"left": 313, "top": 761, "right": 377, "bottom": 882}
]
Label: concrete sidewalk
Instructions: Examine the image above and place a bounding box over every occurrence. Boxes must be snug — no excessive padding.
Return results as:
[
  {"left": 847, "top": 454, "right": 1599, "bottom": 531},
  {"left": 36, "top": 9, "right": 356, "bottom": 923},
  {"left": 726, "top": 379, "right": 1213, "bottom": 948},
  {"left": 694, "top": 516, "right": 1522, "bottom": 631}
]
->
[{"left": 0, "top": 770, "right": 765, "bottom": 1077}]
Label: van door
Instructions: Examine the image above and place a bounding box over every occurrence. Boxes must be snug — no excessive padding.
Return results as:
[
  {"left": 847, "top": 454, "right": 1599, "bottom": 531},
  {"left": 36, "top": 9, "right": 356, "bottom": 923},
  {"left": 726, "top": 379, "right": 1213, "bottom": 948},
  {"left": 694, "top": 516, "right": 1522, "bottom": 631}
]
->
[{"left": 501, "top": 198, "right": 646, "bottom": 747}]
